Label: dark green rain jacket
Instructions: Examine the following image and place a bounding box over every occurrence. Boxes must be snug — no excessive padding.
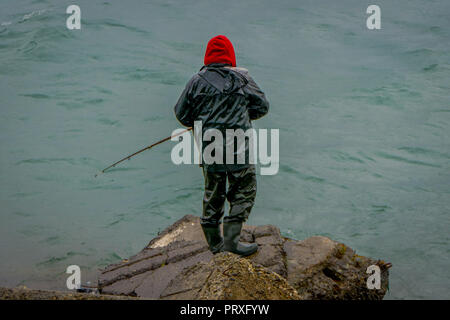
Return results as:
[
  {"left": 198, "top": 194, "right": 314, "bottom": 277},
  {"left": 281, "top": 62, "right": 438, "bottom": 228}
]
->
[{"left": 174, "top": 63, "right": 269, "bottom": 172}]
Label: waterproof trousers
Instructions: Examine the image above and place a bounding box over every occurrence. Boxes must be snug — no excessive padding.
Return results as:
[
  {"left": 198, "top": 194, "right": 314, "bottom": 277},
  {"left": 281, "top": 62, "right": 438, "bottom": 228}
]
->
[{"left": 201, "top": 165, "right": 257, "bottom": 227}]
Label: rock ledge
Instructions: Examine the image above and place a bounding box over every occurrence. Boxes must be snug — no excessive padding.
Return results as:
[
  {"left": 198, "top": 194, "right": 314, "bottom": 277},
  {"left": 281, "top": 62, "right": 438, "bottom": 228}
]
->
[{"left": 98, "top": 215, "right": 391, "bottom": 300}]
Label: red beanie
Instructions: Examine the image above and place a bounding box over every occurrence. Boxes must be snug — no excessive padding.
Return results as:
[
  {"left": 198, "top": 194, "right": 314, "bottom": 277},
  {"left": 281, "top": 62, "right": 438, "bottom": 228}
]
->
[{"left": 204, "top": 35, "right": 236, "bottom": 67}]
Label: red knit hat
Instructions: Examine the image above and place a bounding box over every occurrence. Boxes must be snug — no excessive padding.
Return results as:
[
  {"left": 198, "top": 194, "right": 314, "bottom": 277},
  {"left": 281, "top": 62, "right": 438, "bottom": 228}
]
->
[{"left": 204, "top": 35, "right": 236, "bottom": 67}]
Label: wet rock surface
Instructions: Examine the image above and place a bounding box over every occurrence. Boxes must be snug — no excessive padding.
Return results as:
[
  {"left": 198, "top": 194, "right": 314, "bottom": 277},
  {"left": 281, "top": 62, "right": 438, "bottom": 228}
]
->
[{"left": 98, "top": 214, "right": 391, "bottom": 299}]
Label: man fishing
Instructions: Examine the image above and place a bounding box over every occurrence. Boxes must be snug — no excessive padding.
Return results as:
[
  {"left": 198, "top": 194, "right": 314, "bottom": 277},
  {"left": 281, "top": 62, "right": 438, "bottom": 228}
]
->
[{"left": 174, "top": 35, "right": 269, "bottom": 256}]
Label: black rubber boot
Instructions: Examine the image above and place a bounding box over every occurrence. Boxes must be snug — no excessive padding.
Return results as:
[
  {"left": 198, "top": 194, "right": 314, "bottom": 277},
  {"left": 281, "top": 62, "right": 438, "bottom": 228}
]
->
[
  {"left": 201, "top": 225, "right": 224, "bottom": 254},
  {"left": 223, "top": 221, "right": 258, "bottom": 256}
]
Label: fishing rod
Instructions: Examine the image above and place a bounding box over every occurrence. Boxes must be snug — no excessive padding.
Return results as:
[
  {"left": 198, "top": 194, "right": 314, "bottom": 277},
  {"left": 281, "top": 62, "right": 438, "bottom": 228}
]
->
[{"left": 95, "top": 127, "right": 192, "bottom": 177}]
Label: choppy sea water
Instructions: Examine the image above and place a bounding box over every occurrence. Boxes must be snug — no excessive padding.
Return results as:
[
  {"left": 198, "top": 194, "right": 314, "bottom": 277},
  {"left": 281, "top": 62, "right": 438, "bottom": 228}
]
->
[{"left": 0, "top": 0, "right": 449, "bottom": 299}]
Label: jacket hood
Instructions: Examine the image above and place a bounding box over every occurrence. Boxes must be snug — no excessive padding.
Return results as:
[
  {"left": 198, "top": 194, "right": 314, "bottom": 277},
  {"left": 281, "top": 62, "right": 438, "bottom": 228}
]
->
[
  {"left": 198, "top": 65, "right": 247, "bottom": 94},
  {"left": 204, "top": 35, "right": 236, "bottom": 67}
]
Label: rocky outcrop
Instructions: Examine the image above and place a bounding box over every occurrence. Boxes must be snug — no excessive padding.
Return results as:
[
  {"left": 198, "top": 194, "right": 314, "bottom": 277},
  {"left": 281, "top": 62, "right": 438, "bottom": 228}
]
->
[
  {"left": 0, "top": 286, "right": 138, "bottom": 300},
  {"left": 161, "top": 252, "right": 301, "bottom": 300},
  {"left": 283, "top": 237, "right": 390, "bottom": 299},
  {"left": 98, "top": 215, "right": 391, "bottom": 300}
]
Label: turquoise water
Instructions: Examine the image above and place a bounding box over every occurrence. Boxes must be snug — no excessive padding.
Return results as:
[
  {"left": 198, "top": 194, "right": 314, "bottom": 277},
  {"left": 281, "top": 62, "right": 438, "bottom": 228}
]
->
[{"left": 0, "top": 0, "right": 449, "bottom": 299}]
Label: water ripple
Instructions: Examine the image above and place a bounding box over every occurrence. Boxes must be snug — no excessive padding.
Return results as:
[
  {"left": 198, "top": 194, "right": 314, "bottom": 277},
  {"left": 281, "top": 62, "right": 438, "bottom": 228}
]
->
[{"left": 375, "top": 151, "right": 441, "bottom": 168}]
